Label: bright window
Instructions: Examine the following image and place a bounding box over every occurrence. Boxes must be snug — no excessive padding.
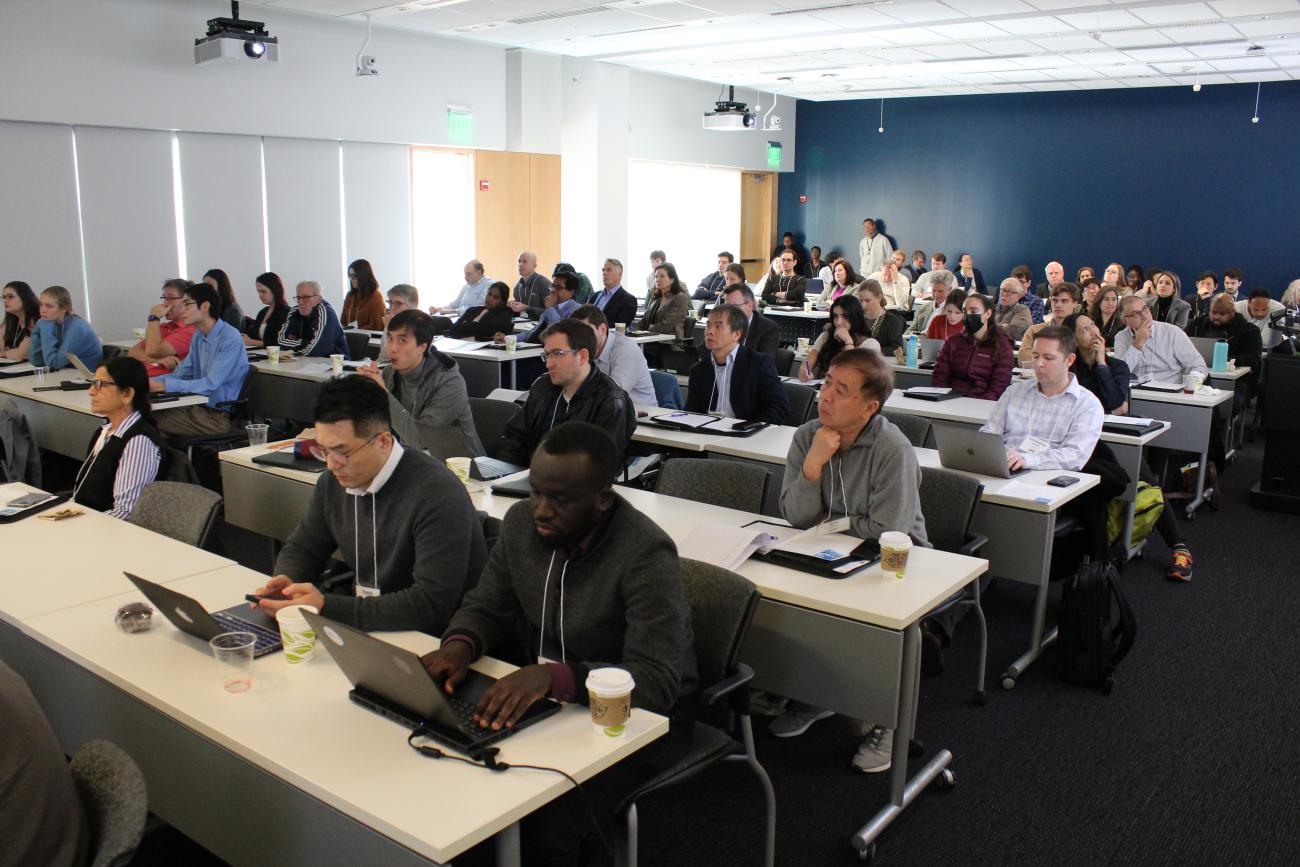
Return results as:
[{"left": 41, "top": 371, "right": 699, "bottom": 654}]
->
[
  {"left": 411, "top": 148, "right": 475, "bottom": 307},
  {"left": 626, "top": 161, "right": 741, "bottom": 293}
]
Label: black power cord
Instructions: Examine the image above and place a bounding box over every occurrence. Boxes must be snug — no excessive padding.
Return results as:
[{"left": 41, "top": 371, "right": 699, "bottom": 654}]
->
[{"left": 407, "top": 728, "right": 613, "bottom": 859}]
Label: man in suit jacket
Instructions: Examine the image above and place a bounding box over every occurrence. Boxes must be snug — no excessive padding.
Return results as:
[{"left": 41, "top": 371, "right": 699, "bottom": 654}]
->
[
  {"left": 686, "top": 304, "right": 789, "bottom": 424},
  {"left": 591, "top": 258, "right": 638, "bottom": 327},
  {"left": 723, "top": 283, "right": 779, "bottom": 359}
]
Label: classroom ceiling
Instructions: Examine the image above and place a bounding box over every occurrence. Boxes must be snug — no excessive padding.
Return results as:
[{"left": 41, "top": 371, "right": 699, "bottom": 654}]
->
[{"left": 253, "top": 0, "right": 1300, "bottom": 100}]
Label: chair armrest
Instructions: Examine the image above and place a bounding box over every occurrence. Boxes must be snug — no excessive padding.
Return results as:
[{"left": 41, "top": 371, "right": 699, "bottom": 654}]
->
[
  {"left": 958, "top": 533, "right": 988, "bottom": 557},
  {"left": 699, "top": 663, "right": 754, "bottom": 707},
  {"left": 214, "top": 398, "right": 248, "bottom": 414}
]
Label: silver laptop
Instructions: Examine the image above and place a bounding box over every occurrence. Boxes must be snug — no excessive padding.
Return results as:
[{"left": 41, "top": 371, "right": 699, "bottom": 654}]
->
[
  {"left": 919, "top": 338, "right": 943, "bottom": 364},
  {"left": 934, "top": 426, "right": 1026, "bottom": 479},
  {"left": 1188, "top": 336, "right": 1218, "bottom": 366},
  {"left": 65, "top": 352, "right": 95, "bottom": 382}
]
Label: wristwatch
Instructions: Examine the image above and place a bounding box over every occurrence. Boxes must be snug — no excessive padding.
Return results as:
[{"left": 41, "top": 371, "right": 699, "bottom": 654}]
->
[{"left": 147, "top": 315, "right": 161, "bottom": 322}]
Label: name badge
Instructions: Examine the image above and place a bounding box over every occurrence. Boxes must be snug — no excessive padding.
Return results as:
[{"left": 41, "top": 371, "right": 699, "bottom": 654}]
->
[
  {"left": 538, "top": 655, "right": 559, "bottom": 666},
  {"left": 820, "top": 516, "right": 852, "bottom": 535},
  {"left": 356, "top": 584, "right": 380, "bottom": 599},
  {"left": 1019, "top": 435, "right": 1050, "bottom": 455}
]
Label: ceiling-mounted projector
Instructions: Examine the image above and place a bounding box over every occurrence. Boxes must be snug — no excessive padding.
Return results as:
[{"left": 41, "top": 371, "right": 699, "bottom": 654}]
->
[
  {"left": 704, "top": 86, "right": 756, "bottom": 131},
  {"left": 195, "top": 1, "right": 279, "bottom": 65}
]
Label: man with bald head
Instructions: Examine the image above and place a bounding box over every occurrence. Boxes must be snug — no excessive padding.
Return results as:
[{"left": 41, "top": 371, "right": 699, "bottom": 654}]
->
[
  {"left": 431, "top": 260, "right": 493, "bottom": 314},
  {"left": 509, "top": 251, "right": 551, "bottom": 320},
  {"left": 1035, "top": 261, "right": 1065, "bottom": 300},
  {"left": 1188, "top": 293, "right": 1263, "bottom": 405}
]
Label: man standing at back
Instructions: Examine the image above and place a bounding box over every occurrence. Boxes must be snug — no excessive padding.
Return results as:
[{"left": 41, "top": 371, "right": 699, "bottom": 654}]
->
[
  {"left": 251, "top": 376, "right": 486, "bottom": 635},
  {"left": 859, "top": 218, "right": 893, "bottom": 278}
]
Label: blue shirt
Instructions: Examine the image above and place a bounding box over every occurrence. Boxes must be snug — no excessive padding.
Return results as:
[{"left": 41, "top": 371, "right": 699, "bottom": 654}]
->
[
  {"left": 1020, "top": 292, "right": 1045, "bottom": 323},
  {"left": 594, "top": 286, "right": 622, "bottom": 311},
  {"left": 525, "top": 298, "right": 579, "bottom": 343},
  {"left": 29, "top": 315, "right": 102, "bottom": 371},
  {"left": 160, "top": 319, "right": 250, "bottom": 409},
  {"left": 449, "top": 276, "right": 493, "bottom": 311}
]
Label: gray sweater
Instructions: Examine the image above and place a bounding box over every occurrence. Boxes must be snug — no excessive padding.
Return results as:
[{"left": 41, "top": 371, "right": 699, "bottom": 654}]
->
[
  {"left": 444, "top": 495, "right": 698, "bottom": 714},
  {"left": 781, "top": 413, "right": 930, "bottom": 545},
  {"left": 275, "top": 447, "right": 487, "bottom": 634},
  {"left": 381, "top": 351, "right": 484, "bottom": 457}
]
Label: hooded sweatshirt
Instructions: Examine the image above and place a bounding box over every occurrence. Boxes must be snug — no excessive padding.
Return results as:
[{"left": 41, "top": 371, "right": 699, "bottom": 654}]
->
[{"left": 381, "top": 349, "right": 484, "bottom": 457}]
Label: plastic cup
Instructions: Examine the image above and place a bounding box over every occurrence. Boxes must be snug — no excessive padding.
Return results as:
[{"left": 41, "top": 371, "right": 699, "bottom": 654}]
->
[
  {"left": 210, "top": 632, "right": 256, "bottom": 692},
  {"left": 34, "top": 366, "right": 48, "bottom": 386},
  {"left": 446, "top": 456, "right": 471, "bottom": 482},
  {"left": 132, "top": 327, "right": 147, "bottom": 340},
  {"left": 804, "top": 300, "right": 814, "bottom": 312},
  {"left": 586, "top": 667, "right": 635, "bottom": 737},
  {"left": 246, "top": 423, "right": 269, "bottom": 447},
  {"left": 330, "top": 354, "right": 345, "bottom": 376},
  {"left": 266, "top": 346, "right": 281, "bottom": 364},
  {"left": 504, "top": 334, "right": 518, "bottom": 352},
  {"left": 796, "top": 337, "right": 810, "bottom": 352},
  {"left": 276, "top": 605, "right": 319, "bottom": 665},
  {"left": 879, "top": 531, "right": 913, "bottom": 579},
  {"left": 615, "top": 323, "right": 627, "bottom": 334}
]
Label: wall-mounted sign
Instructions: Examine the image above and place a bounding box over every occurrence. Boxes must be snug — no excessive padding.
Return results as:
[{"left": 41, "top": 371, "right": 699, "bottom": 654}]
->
[{"left": 479, "top": 179, "right": 490, "bottom": 191}]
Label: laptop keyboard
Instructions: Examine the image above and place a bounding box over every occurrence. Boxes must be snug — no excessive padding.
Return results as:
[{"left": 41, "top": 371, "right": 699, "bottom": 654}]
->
[
  {"left": 472, "top": 457, "right": 523, "bottom": 480},
  {"left": 212, "top": 612, "right": 281, "bottom": 655},
  {"left": 446, "top": 693, "right": 482, "bottom": 729}
]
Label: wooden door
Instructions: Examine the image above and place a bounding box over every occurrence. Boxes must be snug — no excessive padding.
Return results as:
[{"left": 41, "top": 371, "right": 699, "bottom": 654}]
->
[{"left": 740, "top": 171, "right": 776, "bottom": 281}]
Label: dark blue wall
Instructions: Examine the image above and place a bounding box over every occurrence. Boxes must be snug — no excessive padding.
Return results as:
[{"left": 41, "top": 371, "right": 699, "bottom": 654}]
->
[{"left": 779, "top": 82, "right": 1300, "bottom": 296}]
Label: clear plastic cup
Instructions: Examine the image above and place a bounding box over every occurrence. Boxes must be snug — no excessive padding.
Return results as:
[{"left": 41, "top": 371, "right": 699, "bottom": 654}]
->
[
  {"left": 210, "top": 632, "right": 256, "bottom": 693},
  {"left": 133, "top": 327, "right": 148, "bottom": 340},
  {"left": 275, "top": 605, "right": 319, "bottom": 665},
  {"left": 246, "top": 424, "right": 269, "bottom": 446},
  {"left": 34, "top": 366, "right": 48, "bottom": 386},
  {"left": 446, "top": 456, "right": 471, "bottom": 482}
]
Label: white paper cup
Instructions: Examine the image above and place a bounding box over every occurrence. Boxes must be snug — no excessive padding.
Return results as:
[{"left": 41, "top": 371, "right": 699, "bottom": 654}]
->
[
  {"left": 504, "top": 334, "right": 518, "bottom": 352},
  {"left": 276, "top": 604, "right": 319, "bottom": 664},
  {"left": 804, "top": 301, "right": 814, "bottom": 312},
  {"left": 330, "top": 354, "right": 345, "bottom": 376},
  {"left": 266, "top": 346, "right": 281, "bottom": 364},
  {"left": 879, "top": 531, "right": 913, "bottom": 579},
  {"left": 446, "top": 456, "right": 471, "bottom": 482},
  {"left": 132, "top": 327, "right": 147, "bottom": 340},
  {"left": 615, "top": 323, "right": 627, "bottom": 334},
  {"left": 586, "top": 668, "right": 635, "bottom": 737},
  {"left": 797, "top": 337, "right": 810, "bottom": 352}
]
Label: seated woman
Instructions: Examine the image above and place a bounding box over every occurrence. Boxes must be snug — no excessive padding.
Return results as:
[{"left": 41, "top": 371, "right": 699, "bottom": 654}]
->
[
  {"left": 855, "top": 279, "right": 906, "bottom": 357},
  {"left": 2, "top": 280, "right": 39, "bottom": 360},
  {"left": 29, "top": 285, "right": 102, "bottom": 371},
  {"left": 1091, "top": 285, "right": 1125, "bottom": 347},
  {"left": 818, "top": 259, "right": 859, "bottom": 304},
  {"left": 932, "top": 292, "right": 1013, "bottom": 400},
  {"left": 204, "top": 268, "right": 245, "bottom": 332},
  {"left": 242, "top": 272, "right": 290, "bottom": 348},
  {"left": 640, "top": 262, "right": 691, "bottom": 336},
  {"left": 72, "top": 357, "right": 164, "bottom": 519},
  {"left": 448, "top": 281, "right": 514, "bottom": 341},
  {"left": 800, "top": 294, "right": 874, "bottom": 381},
  {"left": 926, "top": 289, "right": 967, "bottom": 341}
]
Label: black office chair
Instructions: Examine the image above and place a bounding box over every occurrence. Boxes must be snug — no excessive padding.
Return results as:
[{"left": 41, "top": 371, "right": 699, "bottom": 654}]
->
[
  {"left": 164, "top": 367, "right": 259, "bottom": 461},
  {"left": 617, "top": 559, "right": 775, "bottom": 867},
  {"left": 881, "top": 409, "right": 935, "bottom": 449},
  {"left": 781, "top": 381, "right": 817, "bottom": 427},
  {"left": 654, "top": 457, "right": 770, "bottom": 514},
  {"left": 773, "top": 347, "right": 795, "bottom": 377},
  {"left": 100, "top": 344, "right": 122, "bottom": 363},
  {"left": 469, "top": 397, "right": 519, "bottom": 458},
  {"left": 344, "top": 330, "right": 371, "bottom": 362}
]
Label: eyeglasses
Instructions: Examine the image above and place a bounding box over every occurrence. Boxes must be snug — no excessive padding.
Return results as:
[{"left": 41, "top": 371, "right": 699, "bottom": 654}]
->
[
  {"left": 1, "top": 294, "right": 16, "bottom": 301},
  {"left": 159, "top": 294, "right": 182, "bottom": 301},
  {"left": 88, "top": 379, "right": 119, "bottom": 391},
  {"left": 180, "top": 299, "right": 197, "bottom": 308},
  {"left": 543, "top": 348, "right": 581, "bottom": 362},
  {"left": 295, "top": 294, "right": 318, "bottom": 301},
  {"left": 318, "top": 432, "right": 381, "bottom": 464}
]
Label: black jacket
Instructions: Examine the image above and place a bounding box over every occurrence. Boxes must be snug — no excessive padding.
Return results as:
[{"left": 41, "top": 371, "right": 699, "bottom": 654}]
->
[
  {"left": 449, "top": 305, "right": 514, "bottom": 341},
  {"left": 686, "top": 345, "right": 789, "bottom": 424},
  {"left": 1187, "top": 311, "right": 1263, "bottom": 388},
  {"left": 744, "top": 311, "right": 780, "bottom": 359},
  {"left": 1072, "top": 356, "right": 1131, "bottom": 414},
  {"left": 245, "top": 304, "right": 289, "bottom": 347},
  {"left": 761, "top": 274, "right": 807, "bottom": 306},
  {"left": 594, "top": 287, "right": 639, "bottom": 328},
  {"left": 73, "top": 421, "right": 165, "bottom": 514},
  {"left": 495, "top": 367, "right": 636, "bottom": 467}
]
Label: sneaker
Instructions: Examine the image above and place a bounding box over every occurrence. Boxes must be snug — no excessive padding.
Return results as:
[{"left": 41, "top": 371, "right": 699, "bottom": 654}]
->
[
  {"left": 1168, "top": 544, "right": 1193, "bottom": 582},
  {"left": 769, "top": 704, "right": 834, "bottom": 738},
  {"left": 851, "top": 725, "right": 894, "bottom": 774},
  {"left": 749, "top": 691, "right": 789, "bottom": 718}
]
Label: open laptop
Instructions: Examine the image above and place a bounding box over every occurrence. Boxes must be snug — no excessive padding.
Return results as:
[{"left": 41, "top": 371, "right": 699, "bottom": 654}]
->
[
  {"left": 934, "top": 426, "right": 1028, "bottom": 479},
  {"left": 303, "top": 611, "right": 560, "bottom": 755},
  {"left": 919, "top": 337, "right": 943, "bottom": 366},
  {"left": 58, "top": 352, "right": 95, "bottom": 390},
  {"left": 124, "top": 572, "right": 282, "bottom": 657}
]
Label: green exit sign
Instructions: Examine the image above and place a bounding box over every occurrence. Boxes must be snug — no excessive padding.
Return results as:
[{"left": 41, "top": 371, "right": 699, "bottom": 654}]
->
[
  {"left": 447, "top": 107, "right": 473, "bottom": 145},
  {"left": 767, "top": 141, "right": 782, "bottom": 169}
]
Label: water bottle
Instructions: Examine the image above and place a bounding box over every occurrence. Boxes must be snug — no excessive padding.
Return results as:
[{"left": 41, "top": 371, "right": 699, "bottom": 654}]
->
[
  {"left": 1211, "top": 340, "right": 1229, "bottom": 372},
  {"left": 905, "top": 334, "right": 919, "bottom": 367}
]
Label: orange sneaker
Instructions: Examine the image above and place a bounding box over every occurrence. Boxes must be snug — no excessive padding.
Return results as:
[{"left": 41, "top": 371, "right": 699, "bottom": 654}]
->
[{"left": 1167, "top": 544, "right": 1193, "bottom": 582}]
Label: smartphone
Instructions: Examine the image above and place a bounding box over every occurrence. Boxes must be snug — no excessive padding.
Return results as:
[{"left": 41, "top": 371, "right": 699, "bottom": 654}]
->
[
  {"left": 1046, "top": 476, "right": 1080, "bottom": 487},
  {"left": 244, "top": 593, "right": 288, "bottom": 604},
  {"left": 7, "top": 492, "right": 53, "bottom": 508}
]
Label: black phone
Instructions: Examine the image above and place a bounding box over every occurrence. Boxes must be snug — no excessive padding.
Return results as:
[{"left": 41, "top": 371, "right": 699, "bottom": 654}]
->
[
  {"left": 1046, "top": 476, "right": 1079, "bottom": 487},
  {"left": 732, "top": 420, "right": 765, "bottom": 432},
  {"left": 244, "top": 593, "right": 288, "bottom": 604}
]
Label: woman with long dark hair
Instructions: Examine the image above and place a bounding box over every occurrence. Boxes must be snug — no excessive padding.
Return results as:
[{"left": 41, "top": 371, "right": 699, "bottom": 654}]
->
[
  {"left": 203, "top": 268, "right": 244, "bottom": 331},
  {"left": 818, "top": 259, "right": 859, "bottom": 304},
  {"left": 449, "top": 281, "right": 514, "bottom": 340},
  {"left": 932, "top": 292, "right": 1014, "bottom": 400},
  {"left": 800, "top": 294, "right": 873, "bottom": 381},
  {"left": 2, "top": 280, "right": 39, "bottom": 360},
  {"left": 243, "top": 272, "right": 291, "bottom": 348},
  {"left": 640, "top": 262, "right": 691, "bottom": 336},
  {"left": 1091, "top": 285, "right": 1124, "bottom": 347},
  {"left": 72, "top": 356, "right": 164, "bottom": 519},
  {"left": 342, "top": 258, "right": 386, "bottom": 331}
]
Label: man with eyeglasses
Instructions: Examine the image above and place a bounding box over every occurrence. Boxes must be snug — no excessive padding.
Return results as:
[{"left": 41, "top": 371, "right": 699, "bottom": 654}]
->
[
  {"left": 127, "top": 278, "right": 196, "bottom": 377},
  {"left": 148, "top": 282, "right": 251, "bottom": 436},
  {"left": 494, "top": 318, "right": 636, "bottom": 468},
  {"left": 1114, "top": 295, "right": 1206, "bottom": 385},
  {"left": 278, "top": 280, "right": 349, "bottom": 358},
  {"left": 686, "top": 305, "right": 788, "bottom": 424},
  {"left": 761, "top": 250, "right": 807, "bottom": 306},
  {"left": 250, "top": 375, "right": 487, "bottom": 634}
]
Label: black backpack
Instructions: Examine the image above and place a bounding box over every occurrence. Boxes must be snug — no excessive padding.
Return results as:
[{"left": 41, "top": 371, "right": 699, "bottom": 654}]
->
[{"left": 1055, "top": 557, "right": 1136, "bottom": 693}]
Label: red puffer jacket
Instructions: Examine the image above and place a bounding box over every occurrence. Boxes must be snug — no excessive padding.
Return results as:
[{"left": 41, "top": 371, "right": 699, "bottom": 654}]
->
[{"left": 932, "top": 331, "right": 1014, "bottom": 400}]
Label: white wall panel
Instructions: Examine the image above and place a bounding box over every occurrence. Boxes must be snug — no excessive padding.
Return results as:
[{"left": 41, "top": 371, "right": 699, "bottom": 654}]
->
[
  {"left": 179, "top": 132, "right": 267, "bottom": 314},
  {"left": 342, "top": 142, "right": 412, "bottom": 288},
  {"left": 264, "top": 137, "right": 344, "bottom": 305},
  {"left": 0, "top": 121, "right": 86, "bottom": 313},
  {"left": 75, "top": 126, "right": 179, "bottom": 341}
]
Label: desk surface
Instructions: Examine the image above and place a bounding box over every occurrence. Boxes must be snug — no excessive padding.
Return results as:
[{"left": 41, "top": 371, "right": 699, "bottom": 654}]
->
[
  {"left": 0, "top": 368, "right": 208, "bottom": 412},
  {"left": 1130, "top": 384, "right": 1234, "bottom": 408},
  {"left": 0, "top": 483, "right": 233, "bottom": 623},
  {"left": 19, "top": 565, "right": 668, "bottom": 864}
]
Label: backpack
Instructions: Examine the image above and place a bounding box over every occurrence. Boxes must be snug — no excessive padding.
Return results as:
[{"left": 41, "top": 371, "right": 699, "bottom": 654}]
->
[
  {"left": 1055, "top": 557, "right": 1136, "bottom": 693},
  {"left": 1107, "top": 481, "right": 1165, "bottom": 546}
]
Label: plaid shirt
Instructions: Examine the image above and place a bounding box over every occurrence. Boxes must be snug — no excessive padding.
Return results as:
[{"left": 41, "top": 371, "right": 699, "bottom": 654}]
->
[{"left": 981, "top": 374, "right": 1103, "bottom": 470}]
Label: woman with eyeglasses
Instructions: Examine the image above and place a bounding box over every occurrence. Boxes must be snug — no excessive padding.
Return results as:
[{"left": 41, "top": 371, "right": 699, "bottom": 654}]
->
[
  {"left": 203, "top": 268, "right": 244, "bottom": 332},
  {"left": 449, "top": 281, "right": 514, "bottom": 341},
  {"left": 800, "top": 294, "right": 872, "bottom": 382},
  {"left": 2, "top": 280, "right": 39, "bottom": 360},
  {"left": 342, "top": 258, "right": 386, "bottom": 332},
  {"left": 242, "top": 272, "right": 291, "bottom": 348},
  {"left": 1091, "top": 285, "right": 1125, "bottom": 348},
  {"left": 925, "top": 289, "right": 968, "bottom": 341},
  {"left": 29, "top": 285, "right": 102, "bottom": 370},
  {"left": 72, "top": 357, "right": 164, "bottom": 519}
]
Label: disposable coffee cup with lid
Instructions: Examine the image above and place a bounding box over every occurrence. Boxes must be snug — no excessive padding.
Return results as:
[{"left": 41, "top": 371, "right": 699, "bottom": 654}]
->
[
  {"left": 879, "top": 531, "right": 913, "bottom": 579},
  {"left": 586, "top": 667, "right": 635, "bottom": 736}
]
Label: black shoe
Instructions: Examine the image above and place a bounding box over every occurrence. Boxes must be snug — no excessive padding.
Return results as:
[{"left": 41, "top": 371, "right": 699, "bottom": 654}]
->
[{"left": 920, "top": 619, "right": 945, "bottom": 677}]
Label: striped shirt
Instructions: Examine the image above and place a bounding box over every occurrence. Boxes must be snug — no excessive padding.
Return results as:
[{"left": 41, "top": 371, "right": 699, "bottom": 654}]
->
[
  {"left": 981, "top": 374, "right": 1103, "bottom": 471},
  {"left": 77, "top": 412, "right": 162, "bottom": 518}
]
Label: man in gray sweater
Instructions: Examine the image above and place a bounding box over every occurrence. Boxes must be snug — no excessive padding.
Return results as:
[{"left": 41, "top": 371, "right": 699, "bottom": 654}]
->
[
  {"left": 421, "top": 422, "right": 697, "bottom": 862},
  {"left": 358, "top": 309, "right": 483, "bottom": 457},
  {"left": 252, "top": 376, "right": 486, "bottom": 635},
  {"left": 773, "top": 348, "right": 930, "bottom": 776}
]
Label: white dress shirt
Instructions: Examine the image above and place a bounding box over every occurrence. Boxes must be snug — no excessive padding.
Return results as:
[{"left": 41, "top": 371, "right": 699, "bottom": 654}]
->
[{"left": 709, "top": 344, "right": 740, "bottom": 417}]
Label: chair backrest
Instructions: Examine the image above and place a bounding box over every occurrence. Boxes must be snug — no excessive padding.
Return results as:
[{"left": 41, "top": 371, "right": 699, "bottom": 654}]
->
[
  {"left": 881, "top": 409, "right": 934, "bottom": 449},
  {"left": 773, "top": 347, "right": 795, "bottom": 377},
  {"left": 680, "top": 559, "right": 761, "bottom": 688},
  {"left": 69, "top": 739, "right": 147, "bottom": 867},
  {"left": 469, "top": 398, "right": 519, "bottom": 457},
  {"left": 782, "top": 381, "right": 816, "bottom": 427},
  {"left": 160, "top": 446, "right": 201, "bottom": 484},
  {"left": 655, "top": 457, "right": 769, "bottom": 514},
  {"left": 126, "top": 481, "right": 223, "bottom": 547},
  {"left": 918, "top": 466, "right": 983, "bottom": 554},
  {"left": 100, "top": 344, "right": 122, "bottom": 363},
  {"left": 344, "top": 330, "right": 371, "bottom": 362},
  {"left": 650, "top": 369, "right": 684, "bottom": 409}
]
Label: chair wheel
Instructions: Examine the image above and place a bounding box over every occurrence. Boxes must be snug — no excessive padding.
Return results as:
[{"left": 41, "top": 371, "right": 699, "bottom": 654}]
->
[
  {"left": 1184, "top": 510, "right": 1195, "bottom": 521},
  {"left": 1002, "top": 675, "right": 1017, "bottom": 690},
  {"left": 938, "top": 768, "right": 956, "bottom": 788},
  {"left": 857, "top": 842, "right": 877, "bottom": 863}
]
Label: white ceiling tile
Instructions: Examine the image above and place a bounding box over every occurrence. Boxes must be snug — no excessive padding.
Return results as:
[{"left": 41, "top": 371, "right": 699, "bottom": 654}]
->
[
  {"left": 991, "top": 15, "right": 1069, "bottom": 35},
  {"left": 1023, "top": 80, "right": 1079, "bottom": 89},
  {"left": 1228, "top": 69, "right": 1292, "bottom": 79},
  {"left": 978, "top": 37, "right": 1042, "bottom": 53},
  {"left": 1099, "top": 29, "right": 1174, "bottom": 47},
  {"left": 928, "top": 20, "right": 1010, "bottom": 38},
  {"left": 688, "top": 0, "right": 785, "bottom": 12},
  {"left": 1031, "top": 34, "right": 1104, "bottom": 50},
  {"left": 921, "top": 42, "right": 994, "bottom": 57},
  {"left": 1072, "top": 49, "right": 1136, "bottom": 65},
  {"left": 1130, "top": 3, "right": 1218, "bottom": 26},
  {"left": 1009, "top": 54, "right": 1077, "bottom": 68},
  {"left": 1210, "top": 55, "right": 1280, "bottom": 70},
  {"left": 1151, "top": 59, "right": 1215, "bottom": 71},
  {"left": 871, "top": 26, "right": 944, "bottom": 44},
  {"left": 1160, "top": 23, "right": 1243, "bottom": 40},
  {"left": 1023, "top": 0, "right": 1094, "bottom": 9},
  {"left": 1185, "top": 40, "right": 1253, "bottom": 55},
  {"left": 940, "top": 0, "right": 1036, "bottom": 13},
  {"left": 991, "top": 68, "right": 1051, "bottom": 80},
  {"left": 808, "top": 7, "right": 903, "bottom": 28},
  {"left": 820, "top": 31, "right": 894, "bottom": 49},
  {"left": 1127, "top": 45, "right": 1197, "bottom": 61},
  {"left": 1056, "top": 9, "right": 1149, "bottom": 29},
  {"left": 1208, "top": 0, "right": 1300, "bottom": 15},
  {"left": 881, "top": 1, "right": 964, "bottom": 23},
  {"left": 1274, "top": 50, "right": 1300, "bottom": 65},
  {"left": 1233, "top": 18, "right": 1300, "bottom": 36}
]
